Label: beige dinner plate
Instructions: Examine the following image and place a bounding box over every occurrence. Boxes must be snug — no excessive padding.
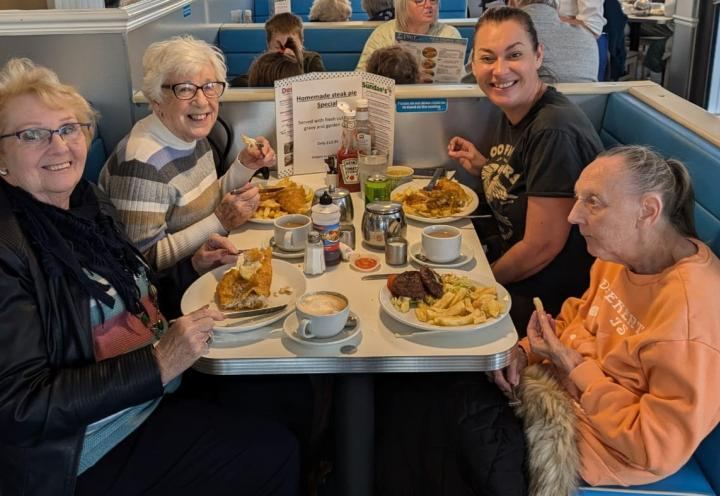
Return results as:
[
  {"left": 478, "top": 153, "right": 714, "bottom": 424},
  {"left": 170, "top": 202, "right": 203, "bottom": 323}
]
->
[
  {"left": 391, "top": 180, "right": 480, "bottom": 224},
  {"left": 248, "top": 180, "right": 313, "bottom": 224},
  {"left": 378, "top": 270, "right": 511, "bottom": 334},
  {"left": 180, "top": 260, "right": 306, "bottom": 332}
]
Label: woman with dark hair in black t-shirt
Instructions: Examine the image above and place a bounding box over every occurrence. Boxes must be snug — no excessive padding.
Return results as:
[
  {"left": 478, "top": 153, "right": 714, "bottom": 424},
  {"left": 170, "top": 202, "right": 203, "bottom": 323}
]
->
[
  {"left": 375, "top": 9, "right": 602, "bottom": 496},
  {"left": 449, "top": 6, "right": 603, "bottom": 333}
]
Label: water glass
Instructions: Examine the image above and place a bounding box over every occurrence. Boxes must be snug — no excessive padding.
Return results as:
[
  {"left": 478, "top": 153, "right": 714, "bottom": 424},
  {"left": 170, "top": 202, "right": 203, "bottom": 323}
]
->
[{"left": 358, "top": 150, "right": 388, "bottom": 199}]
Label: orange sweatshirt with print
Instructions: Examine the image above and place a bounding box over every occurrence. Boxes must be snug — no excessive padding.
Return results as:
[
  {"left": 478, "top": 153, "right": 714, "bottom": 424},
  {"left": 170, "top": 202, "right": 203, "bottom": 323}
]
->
[{"left": 519, "top": 240, "right": 720, "bottom": 486}]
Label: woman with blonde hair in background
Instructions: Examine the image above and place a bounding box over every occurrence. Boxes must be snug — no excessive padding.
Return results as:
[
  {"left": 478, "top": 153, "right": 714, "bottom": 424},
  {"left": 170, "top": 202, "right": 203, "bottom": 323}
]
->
[{"left": 356, "top": 0, "right": 461, "bottom": 71}]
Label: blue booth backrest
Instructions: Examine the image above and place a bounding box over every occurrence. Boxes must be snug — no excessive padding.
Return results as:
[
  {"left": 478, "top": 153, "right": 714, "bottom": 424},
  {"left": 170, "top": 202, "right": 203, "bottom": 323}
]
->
[
  {"left": 84, "top": 135, "right": 107, "bottom": 184},
  {"left": 600, "top": 92, "right": 720, "bottom": 256},
  {"left": 219, "top": 24, "right": 475, "bottom": 76},
  {"left": 253, "top": 0, "right": 467, "bottom": 22}
]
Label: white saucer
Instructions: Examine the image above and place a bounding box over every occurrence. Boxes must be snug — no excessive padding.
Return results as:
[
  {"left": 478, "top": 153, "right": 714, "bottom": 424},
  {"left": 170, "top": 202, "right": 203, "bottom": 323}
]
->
[
  {"left": 409, "top": 242, "right": 474, "bottom": 268},
  {"left": 269, "top": 236, "right": 305, "bottom": 259},
  {"left": 282, "top": 311, "right": 360, "bottom": 347}
]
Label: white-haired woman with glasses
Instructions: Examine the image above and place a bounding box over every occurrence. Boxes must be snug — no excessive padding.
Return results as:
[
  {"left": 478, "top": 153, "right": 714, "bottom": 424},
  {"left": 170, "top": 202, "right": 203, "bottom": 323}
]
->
[
  {"left": 0, "top": 58, "right": 299, "bottom": 496},
  {"left": 355, "top": 0, "right": 461, "bottom": 72},
  {"left": 100, "top": 36, "right": 275, "bottom": 281}
]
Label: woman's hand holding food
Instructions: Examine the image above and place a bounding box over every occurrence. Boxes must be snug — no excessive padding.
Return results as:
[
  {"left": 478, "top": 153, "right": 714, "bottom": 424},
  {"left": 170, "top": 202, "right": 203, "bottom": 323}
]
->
[
  {"left": 192, "top": 233, "right": 239, "bottom": 275},
  {"left": 490, "top": 345, "right": 528, "bottom": 396},
  {"left": 526, "top": 309, "right": 583, "bottom": 374},
  {"left": 239, "top": 136, "right": 276, "bottom": 169},
  {"left": 216, "top": 183, "right": 260, "bottom": 231},
  {"left": 153, "top": 306, "right": 224, "bottom": 384},
  {"left": 447, "top": 136, "right": 488, "bottom": 176}
]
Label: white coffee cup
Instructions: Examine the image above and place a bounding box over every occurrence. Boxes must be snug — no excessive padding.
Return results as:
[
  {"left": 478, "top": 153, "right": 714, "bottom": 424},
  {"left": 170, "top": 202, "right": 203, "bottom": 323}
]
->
[
  {"left": 273, "top": 214, "right": 311, "bottom": 251},
  {"left": 421, "top": 225, "right": 462, "bottom": 263},
  {"left": 296, "top": 291, "right": 350, "bottom": 339}
]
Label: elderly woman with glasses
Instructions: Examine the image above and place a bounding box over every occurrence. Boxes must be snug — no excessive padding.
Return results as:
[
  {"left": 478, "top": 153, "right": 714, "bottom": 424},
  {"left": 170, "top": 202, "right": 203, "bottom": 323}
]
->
[
  {"left": 0, "top": 58, "right": 299, "bottom": 496},
  {"left": 355, "top": 0, "right": 461, "bottom": 72},
  {"left": 100, "top": 36, "right": 274, "bottom": 280}
]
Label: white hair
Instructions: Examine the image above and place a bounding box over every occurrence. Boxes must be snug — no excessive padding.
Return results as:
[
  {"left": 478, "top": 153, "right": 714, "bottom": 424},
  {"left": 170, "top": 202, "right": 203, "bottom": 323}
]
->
[
  {"left": 141, "top": 36, "right": 227, "bottom": 103},
  {"left": 308, "top": 0, "right": 352, "bottom": 21}
]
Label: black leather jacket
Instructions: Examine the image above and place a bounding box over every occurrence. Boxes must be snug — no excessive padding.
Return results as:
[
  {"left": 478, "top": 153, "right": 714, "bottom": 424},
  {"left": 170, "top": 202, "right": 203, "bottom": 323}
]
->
[{"left": 0, "top": 183, "right": 164, "bottom": 496}]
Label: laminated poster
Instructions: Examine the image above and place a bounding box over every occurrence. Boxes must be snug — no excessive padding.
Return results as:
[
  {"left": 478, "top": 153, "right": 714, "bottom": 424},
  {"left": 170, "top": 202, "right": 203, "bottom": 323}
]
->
[
  {"left": 395, "top": 31, "right": 468, "bottom": 84},
  {"left": 270, "top": 0, "right": 291, "bottom": 15},
  {"left": 274, "top": 72, "right": 395, "bottom": 177}
]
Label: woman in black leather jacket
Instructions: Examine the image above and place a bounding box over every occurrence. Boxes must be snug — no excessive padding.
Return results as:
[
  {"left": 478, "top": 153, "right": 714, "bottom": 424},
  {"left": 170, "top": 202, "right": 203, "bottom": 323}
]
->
[{"left": 0, "top": 58, "right": 299, "bottom": 496}]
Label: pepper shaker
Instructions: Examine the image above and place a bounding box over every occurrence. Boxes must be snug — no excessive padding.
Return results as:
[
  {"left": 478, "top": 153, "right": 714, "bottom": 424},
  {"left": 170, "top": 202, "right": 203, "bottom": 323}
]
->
[{"left": 385, "top": 235, "right": 408, "bottom": 266}]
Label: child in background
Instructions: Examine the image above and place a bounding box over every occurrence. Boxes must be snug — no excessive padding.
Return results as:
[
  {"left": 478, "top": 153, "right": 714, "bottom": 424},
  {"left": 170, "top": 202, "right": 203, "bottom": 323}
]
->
[
  {"left": 365, "top": 46, "right": 419, "bottom": 84},
  {"left": 230, "top": 13, "right": 325, "bottom": 87},
  {"left": 266, "top": 13, "right": 326, "bottom": 73},
  {"left": 248, "top": 37, "right": 305, "bottom": 86}
]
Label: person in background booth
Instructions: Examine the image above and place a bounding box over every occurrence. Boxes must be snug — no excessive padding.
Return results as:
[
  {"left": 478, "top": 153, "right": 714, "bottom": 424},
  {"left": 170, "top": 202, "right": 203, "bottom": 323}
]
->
[
  {"left": 231, "top": 13, "right": 325, "bottom": 88},
  {"left": 559, "top": 0, "right": 605, "bottom": 38},
  {"left": 355, "top": 0, "right": 461, "bottom": 71},
  {"left": 248, "top": 36, "right": 305, "bottom": 87},
  {"left": 362, "top": 0, "right": 395, "bottom": 20},
  {"left": 267, "top": 13, "right": 326, "bottom": 74},
  {"left": 99, "top": 36, "right": 275, "bottom": 314},
  {"left": 309, "top": 0, "right": 352, "bottom": 21},
  {"left": 449, "top": 7, "right": 603, "bottom": 333},
  {"left": 510, "top": 0, "right": 599, "bottom": 82},
  {"left": 366, "top": 45, "right": 420, "bottom": 84},
  {"left": 491, "top": 146, "right": 720, "bottom": 492},
  {"left": 0, "top": 58, "right": 299, "bottom": 496}
]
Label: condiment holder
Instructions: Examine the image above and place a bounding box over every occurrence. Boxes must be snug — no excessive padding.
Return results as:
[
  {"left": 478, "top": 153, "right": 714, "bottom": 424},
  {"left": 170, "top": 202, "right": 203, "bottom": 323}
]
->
[{"left": 313, "top": 185, "right": 354, "bottom": 223}]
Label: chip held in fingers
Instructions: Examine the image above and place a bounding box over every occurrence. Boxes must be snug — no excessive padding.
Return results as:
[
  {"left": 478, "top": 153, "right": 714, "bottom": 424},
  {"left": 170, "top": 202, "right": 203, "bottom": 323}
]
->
[
  {"left": 241, "top": 134, "right": 263, "bottom": 151},
  {"left": 532, "top": 297, "right": 545, "bottom": 315}
]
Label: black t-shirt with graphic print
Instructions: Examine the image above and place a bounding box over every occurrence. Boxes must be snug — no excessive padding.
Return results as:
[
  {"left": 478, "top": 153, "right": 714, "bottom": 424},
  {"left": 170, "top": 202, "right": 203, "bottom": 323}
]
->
[{"left": 480, "top": 86, "right": 603, "bottom": 317}]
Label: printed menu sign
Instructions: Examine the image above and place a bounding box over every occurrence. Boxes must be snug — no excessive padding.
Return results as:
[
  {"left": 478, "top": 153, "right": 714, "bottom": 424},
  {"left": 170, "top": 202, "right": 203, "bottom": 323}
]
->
[
  {"left": 270, "top": 0, "right": 291, "bottom": 15},
  {"left": 274, "top": 72, "right": 395, "bottom": 176},
  {"left": 395, "top": 31, "right": 468, "bottom": 84}
]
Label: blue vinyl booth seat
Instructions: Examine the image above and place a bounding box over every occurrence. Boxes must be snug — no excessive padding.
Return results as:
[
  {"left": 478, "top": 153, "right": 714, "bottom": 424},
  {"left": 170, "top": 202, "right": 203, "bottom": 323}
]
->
[
  {"left": 576, "top": 91, "right": 720, "bottom": 496},
  {"left": 218, "top": 23, "right": 475, "bottom": 77},
  {"left": 85, "top": 134, "right": 107, "bottom": 184}
]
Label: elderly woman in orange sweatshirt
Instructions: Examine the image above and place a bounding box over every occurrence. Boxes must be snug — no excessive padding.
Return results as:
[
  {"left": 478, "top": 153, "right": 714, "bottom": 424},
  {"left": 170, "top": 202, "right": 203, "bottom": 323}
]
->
[{"left": 491, "top": 145, "right": 720, "bottom": 492}]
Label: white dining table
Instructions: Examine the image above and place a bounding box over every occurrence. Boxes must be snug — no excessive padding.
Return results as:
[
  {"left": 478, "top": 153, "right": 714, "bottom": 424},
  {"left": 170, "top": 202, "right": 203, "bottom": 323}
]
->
[
  {"left": 193, "top": 172, "right": 518, "bottom": 376},
  {"left": 191, "top": 172, "right": 518, "bottom": 496}
]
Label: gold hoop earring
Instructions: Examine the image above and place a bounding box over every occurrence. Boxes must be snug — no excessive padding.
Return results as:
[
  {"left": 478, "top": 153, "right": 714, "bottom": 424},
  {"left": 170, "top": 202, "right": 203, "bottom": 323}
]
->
[{"left": 0, "top": 169, "right": 8, "bottom": 177}]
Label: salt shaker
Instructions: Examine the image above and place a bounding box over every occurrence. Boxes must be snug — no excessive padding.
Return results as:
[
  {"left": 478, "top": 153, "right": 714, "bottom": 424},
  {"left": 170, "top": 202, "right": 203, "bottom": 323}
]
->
[
  {"left": 385, "top": 236, "right": 408, "bottom": 266},
  {"left": 304, "top": 231, "right": 326, "bottom": 276}
]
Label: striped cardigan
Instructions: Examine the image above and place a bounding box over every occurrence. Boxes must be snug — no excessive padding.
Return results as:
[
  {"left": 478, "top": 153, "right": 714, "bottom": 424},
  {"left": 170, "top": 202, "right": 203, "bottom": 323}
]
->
[{"left": 100, "top": 113, "right": 254, "bottom": 270}]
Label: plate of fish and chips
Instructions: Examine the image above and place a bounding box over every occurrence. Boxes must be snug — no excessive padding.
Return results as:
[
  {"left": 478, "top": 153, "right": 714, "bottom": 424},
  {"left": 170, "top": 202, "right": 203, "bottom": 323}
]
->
[
  {"left": 378, "top": 267, "right": 510, "bottom": 334},
  {"left": 249, "top": 177, "right": 314, "bottom": 224},
  {"left": 180, "top": 248, "right": 306, "bottom": 332},
  {"left": 391, "top": 178, "right": 479, "bottom": 224}
]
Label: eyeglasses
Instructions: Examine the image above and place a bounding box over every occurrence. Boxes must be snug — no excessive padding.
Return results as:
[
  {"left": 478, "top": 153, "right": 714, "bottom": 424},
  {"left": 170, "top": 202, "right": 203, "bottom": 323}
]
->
[
  {"left": 412, "top": 0, "right": 438, "bottom": 5},
  {"left": 161, "top": 81, "right": 227, "bottom": 100},
  {"left": 0, "top": 122, "right": 91, "bottom": 147}
]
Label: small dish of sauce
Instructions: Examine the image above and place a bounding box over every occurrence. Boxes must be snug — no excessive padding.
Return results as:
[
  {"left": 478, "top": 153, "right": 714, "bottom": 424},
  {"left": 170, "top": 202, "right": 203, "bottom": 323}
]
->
[{"left": 350, "top": 253, "right": 381, "bottom": 272}]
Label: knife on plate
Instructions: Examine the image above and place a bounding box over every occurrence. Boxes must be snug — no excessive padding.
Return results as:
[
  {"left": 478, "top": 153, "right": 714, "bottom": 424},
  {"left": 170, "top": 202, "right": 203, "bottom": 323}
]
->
[
  {"left": 361, "top": 273, "right": 398, "bottom": 280},
  {"left": 222, "top": 304, "right": 287, "bottom": 319}
]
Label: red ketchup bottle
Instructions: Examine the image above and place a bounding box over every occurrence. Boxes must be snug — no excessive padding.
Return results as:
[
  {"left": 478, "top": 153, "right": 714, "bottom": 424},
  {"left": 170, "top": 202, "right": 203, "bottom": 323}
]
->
[{"left": 336, "top": 103, "right": 360, "bottom": 192}]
